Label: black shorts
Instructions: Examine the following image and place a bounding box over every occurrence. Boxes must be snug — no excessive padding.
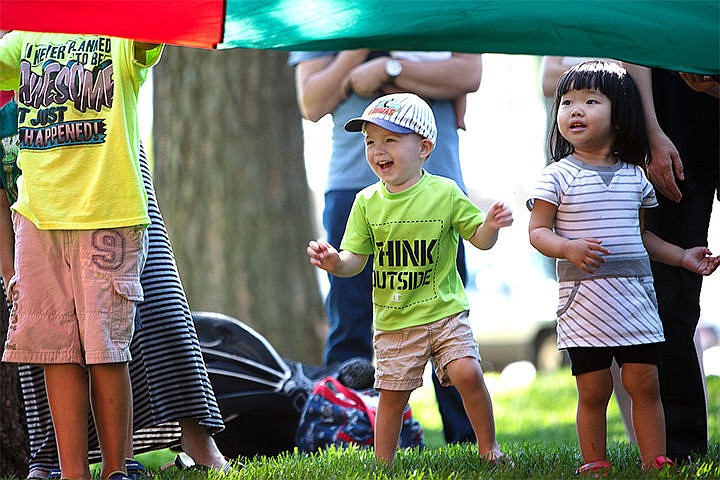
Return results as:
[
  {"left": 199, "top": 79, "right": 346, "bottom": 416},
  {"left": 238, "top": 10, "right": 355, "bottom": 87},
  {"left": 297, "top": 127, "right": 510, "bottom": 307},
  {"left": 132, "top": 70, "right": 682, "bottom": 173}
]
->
[{"left": 567, "top": 343, "right": 661, "bottom": 376}]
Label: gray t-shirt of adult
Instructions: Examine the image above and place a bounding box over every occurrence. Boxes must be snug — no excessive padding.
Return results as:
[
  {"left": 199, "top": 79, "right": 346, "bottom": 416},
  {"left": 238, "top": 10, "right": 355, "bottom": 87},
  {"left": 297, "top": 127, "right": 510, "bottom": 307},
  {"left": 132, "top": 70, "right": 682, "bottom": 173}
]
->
[{"left": 289, "top": 51, "right": 467, "bottom": 193}]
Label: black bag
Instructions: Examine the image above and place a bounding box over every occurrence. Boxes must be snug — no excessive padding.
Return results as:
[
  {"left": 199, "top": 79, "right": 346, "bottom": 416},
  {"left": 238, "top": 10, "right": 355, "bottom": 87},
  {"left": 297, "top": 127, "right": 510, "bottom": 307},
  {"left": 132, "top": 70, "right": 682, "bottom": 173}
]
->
[
  {"left": 194, "top": 311, "right": 314, "bottom": 457},
  {"left": 194, "top": 311, "right": 387, "bottom": 457}
]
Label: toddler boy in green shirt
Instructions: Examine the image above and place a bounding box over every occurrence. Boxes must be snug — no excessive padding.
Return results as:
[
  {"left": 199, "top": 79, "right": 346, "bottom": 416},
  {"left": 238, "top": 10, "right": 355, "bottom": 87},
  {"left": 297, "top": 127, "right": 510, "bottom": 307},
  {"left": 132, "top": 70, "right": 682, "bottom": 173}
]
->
[{"left": 307, "top": 93, "right": 514, "bottom": 467}]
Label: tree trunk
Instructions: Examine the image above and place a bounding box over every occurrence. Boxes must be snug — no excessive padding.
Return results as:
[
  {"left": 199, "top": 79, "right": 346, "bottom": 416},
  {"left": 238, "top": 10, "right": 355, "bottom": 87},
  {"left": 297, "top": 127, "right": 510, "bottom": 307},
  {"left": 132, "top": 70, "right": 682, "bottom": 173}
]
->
[
  {"left": 153, "top": 47, "right": 325, "bottom": 363},
  {"left": 0, "top": 293, "right": 30, "bottom": 476}
]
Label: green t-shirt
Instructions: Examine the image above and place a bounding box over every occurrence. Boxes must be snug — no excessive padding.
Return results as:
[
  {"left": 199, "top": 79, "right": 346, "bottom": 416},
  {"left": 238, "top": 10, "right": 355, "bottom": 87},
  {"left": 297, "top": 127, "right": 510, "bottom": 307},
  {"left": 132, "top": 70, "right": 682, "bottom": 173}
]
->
[{"left": 341, "top": 172, "right": 486, "bottom": 331}]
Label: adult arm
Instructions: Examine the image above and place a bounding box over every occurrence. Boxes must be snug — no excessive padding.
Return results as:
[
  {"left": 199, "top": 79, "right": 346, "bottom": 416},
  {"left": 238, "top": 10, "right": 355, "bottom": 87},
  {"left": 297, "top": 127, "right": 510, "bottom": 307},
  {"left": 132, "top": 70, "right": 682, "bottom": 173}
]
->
[
  {"left": 540, "top": 56, "right": 567, "bottom": 97},
  {"left": 294, "top": 50, "right": 370, "bottom": 122},
  {"left": 345, "top": 52, "right": 483, "bottom": 101},
  {"left": 624, "top": 63, "right": 684, "bottom": 202}
]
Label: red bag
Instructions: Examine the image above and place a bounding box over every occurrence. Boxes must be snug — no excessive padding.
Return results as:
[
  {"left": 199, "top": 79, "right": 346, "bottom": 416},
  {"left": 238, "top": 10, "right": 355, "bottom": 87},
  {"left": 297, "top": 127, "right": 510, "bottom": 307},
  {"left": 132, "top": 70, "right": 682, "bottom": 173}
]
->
[{"left": 295, "top": 376, "right": 424, "bottom": 451}]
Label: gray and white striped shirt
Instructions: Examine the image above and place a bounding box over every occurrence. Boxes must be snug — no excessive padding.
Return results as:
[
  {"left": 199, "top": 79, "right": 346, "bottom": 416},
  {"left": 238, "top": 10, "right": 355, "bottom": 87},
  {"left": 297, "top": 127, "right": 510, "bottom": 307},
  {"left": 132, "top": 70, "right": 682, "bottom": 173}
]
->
[
  {"left": 528, "top": 156, "right": 657, "bottom": 282},
  {"left": 528, "top": 156, "right": 664, "bottom": 348}
]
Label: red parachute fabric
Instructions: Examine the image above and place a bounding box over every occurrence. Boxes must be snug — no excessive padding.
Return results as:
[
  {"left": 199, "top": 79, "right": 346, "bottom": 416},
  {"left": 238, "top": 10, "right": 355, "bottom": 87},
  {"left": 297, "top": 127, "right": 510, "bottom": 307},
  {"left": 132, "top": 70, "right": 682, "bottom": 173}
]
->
[{"left": 0, "top": 0, "right": 224, "bottom": 49}]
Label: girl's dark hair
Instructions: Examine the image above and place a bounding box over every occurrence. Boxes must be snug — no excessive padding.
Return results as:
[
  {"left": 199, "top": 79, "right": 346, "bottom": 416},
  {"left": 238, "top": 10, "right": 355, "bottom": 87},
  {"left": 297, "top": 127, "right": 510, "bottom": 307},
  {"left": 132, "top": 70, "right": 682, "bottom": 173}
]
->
[{"left": 548, "top": 60, "right": 649, "bottom": 165}]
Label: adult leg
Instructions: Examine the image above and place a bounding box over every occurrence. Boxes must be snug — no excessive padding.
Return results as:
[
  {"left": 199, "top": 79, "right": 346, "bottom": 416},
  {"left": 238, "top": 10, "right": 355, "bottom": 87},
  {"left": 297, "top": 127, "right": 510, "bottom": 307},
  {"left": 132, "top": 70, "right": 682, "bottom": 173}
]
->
[
  {"left": 322, "top": 190, "right": 373, "bottom": 365},
  {"left": 575, "top": 369, "right": 612, "bottom": 463},
  {"left": 88, "top": 363, "right": 131, "bottom": 479},
  {"left": 648, "top": 69, "right": 717, "bottom": 460},
  {"left": 374, "top": 389, "right": 412, "bottom": 466},
  {"left": 178, "top": 418, "right": 226, "bottom": 468},
  {"left": 134, "top": 144, "right": 226, "bottom": 468},
  {"left": 432, "top": 242, "right": 475, "bottom": 443},
  {"left": 610, "top": 360, "right": 636, "bottom": 443},
  {"left": 444, "top": 357, "right": 500, "bottom": 458},
  {"left": 620, "top": 363, "right": 665, "bottom": 467},
  {"left": 44, "top": 364, "right": 90, "bottom": 480},
  {"left": 646, "top": 177, "right": 715, "bottom": 459}
]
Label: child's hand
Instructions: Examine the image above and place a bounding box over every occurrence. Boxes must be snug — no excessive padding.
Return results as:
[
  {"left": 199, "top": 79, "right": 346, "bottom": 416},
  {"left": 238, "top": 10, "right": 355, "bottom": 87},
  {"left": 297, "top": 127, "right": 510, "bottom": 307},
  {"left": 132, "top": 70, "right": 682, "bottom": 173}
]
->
[
  {"left": 681, "top": 247, "right": 720, "bottom": 276},
  {"left": 565, "top": 238, "right": 610, "bottom": 273},
  {"left": 484, "top": 201, "right": 514, "bottom": 231},
  {"left": 307, "top": 240, "right": 341, "bottom": 273}
]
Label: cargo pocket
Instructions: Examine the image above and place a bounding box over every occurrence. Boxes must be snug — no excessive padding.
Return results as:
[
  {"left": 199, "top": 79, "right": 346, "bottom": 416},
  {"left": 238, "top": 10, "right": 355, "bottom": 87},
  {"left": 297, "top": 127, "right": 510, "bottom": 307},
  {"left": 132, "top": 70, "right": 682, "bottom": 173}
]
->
[{"left": 111, "top": 277, "right": 144, "bottom": 341}]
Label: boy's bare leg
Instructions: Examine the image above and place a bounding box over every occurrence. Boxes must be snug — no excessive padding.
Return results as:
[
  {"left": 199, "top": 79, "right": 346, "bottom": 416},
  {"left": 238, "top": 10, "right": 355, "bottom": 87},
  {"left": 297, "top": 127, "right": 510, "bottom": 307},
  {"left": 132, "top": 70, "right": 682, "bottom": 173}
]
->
[
  {"left": 44, "top": 364, "right": 91, "bottom": 480},
  {"left": 445, "top": 358, "right": 502, "bottom": 458},
  {"left": 126, "top": 401, "right": 133, "bottom": 459},
  {"left": 179, "top": 418, "right": 227, "bottom": 468},
  {"left": 89, "top": 363, "right": 131, "bottom": 479},
  {"left": 621, "top": 363, "right": 666, "bottom": 466},
  {"left": 374, "top": 389, "right": 412, "bottom": 466},
  {"left": 575, "top": 369, "right": 612, "bottom": 463}
]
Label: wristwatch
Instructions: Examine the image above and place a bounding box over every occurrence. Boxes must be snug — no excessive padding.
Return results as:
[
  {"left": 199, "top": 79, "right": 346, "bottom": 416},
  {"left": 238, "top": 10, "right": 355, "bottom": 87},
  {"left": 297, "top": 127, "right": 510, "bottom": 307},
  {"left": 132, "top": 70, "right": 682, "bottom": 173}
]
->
[{"left": 385, "top": 58, "right": 403, "bottom": 83}]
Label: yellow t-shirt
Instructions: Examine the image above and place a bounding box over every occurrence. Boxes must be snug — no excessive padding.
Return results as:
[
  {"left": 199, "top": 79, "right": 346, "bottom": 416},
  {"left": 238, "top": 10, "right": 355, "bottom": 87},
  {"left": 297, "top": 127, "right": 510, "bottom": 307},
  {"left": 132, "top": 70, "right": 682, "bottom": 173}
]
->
[{"left": 0, "top": 31, "right": 162, "bottom": 229}]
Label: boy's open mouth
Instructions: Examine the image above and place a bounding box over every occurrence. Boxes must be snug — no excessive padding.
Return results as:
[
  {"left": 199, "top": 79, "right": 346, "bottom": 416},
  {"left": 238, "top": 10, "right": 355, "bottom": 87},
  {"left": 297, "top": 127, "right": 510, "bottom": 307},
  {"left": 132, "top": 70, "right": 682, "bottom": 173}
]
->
[{"left": 377, "top": 160, "right": 393, "bottom": 170}]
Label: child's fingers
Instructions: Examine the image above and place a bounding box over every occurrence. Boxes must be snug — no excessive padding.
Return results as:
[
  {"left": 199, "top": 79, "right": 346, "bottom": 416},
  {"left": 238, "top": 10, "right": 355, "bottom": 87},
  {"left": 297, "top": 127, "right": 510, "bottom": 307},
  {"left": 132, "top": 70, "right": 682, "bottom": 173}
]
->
[
  {"left": 490, "top": 201, "right": 512, "bottom": 214},
  {"left": 586, "top": 239, "right": 611, "bottom": 255},
  {"left": 307, "top": 241, "right": 321, "bottom": 255},
  {"left": 307, "top": 240, "right": 330, "bottom": 263},
  {"left": 488, "top": 202, "right": 514, "bottom": 227}
]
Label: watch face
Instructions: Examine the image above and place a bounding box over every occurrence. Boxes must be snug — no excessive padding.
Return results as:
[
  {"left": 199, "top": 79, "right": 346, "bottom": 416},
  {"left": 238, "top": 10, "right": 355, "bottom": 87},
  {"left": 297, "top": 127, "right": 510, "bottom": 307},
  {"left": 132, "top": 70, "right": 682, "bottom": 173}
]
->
[{"left": 386, "top": 59, "right": 403, "bottom": 78}]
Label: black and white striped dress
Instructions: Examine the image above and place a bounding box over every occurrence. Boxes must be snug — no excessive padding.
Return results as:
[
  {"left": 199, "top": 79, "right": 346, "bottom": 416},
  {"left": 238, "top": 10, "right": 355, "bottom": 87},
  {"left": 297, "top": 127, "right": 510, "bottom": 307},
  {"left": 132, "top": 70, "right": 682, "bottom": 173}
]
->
[
  {"left": 18, "top": 144, "right": 224, "bottom": 471},
  {"left": 527, "top": 156, "right": 665, "bottom": 349}
]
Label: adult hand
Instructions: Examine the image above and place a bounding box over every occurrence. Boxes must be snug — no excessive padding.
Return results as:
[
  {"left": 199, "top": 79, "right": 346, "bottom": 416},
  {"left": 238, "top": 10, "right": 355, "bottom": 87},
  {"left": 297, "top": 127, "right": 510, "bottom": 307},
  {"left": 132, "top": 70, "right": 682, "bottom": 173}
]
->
[
  {"left": 342, "top": 56, "right": 389, "bottom": 98},
  {"left": 646, "top": 130, "right": 684, "bottom": 203},
  {"left": 679, "top": 72, "right": 720, "bottom": 99}
]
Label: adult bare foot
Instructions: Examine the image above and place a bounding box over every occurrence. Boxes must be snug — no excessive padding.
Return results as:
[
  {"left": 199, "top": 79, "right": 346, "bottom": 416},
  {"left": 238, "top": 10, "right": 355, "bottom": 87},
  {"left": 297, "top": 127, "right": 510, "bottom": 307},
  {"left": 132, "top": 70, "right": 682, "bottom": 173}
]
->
[{"left": 178, "top": 418, "right": 228, "bottom": 469}]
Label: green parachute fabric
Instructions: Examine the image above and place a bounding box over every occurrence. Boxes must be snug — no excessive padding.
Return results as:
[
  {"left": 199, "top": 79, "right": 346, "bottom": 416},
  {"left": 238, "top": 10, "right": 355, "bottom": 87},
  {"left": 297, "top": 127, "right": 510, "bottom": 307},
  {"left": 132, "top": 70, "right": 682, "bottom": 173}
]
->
[{"left": 1, "top": 0, "right": 718, "bottom": 73}]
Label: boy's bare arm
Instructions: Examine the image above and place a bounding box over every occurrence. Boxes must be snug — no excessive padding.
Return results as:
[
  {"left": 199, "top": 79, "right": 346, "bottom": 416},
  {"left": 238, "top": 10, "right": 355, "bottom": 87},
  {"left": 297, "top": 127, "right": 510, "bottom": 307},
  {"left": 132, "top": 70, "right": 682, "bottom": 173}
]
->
[
  {"left": 307, "top": 239, "right": 368, "bottom": 277},
  {"left": 468, "top": 201, "right": 513, "bottom": 250}
]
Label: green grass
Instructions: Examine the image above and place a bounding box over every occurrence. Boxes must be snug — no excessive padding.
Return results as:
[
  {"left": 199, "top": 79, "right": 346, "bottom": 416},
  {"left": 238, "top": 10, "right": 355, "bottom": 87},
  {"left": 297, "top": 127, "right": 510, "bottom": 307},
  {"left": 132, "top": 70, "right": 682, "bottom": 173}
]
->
[{"left": 127, "top": 370, "right": 719, "bottom": 479}]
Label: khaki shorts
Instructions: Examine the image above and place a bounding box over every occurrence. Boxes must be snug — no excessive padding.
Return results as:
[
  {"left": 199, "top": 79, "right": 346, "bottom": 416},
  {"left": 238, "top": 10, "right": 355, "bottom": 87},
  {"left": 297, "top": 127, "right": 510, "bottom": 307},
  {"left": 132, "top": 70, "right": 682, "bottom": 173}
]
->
[
  {"left": 373, "top": 310, "right": 480, "bottom": 391},
  {"left": 2, "top": 213, "right": 147, "bottom": 366}
]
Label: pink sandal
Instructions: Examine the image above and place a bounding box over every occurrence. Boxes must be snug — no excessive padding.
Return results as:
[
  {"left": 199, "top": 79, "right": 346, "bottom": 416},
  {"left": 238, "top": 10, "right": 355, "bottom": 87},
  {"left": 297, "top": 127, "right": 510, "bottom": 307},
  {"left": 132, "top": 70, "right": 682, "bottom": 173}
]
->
[
  {"left": 642, "top": 455, "right": 675, "bottom": 472},
  {"left": 576, "top": 460, "right": 611, "bottom": 477}
]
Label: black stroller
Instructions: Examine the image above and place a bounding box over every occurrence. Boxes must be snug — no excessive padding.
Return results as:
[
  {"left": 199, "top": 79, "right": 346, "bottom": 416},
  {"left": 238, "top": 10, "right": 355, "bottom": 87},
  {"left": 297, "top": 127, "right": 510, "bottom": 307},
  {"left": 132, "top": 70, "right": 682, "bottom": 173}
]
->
[{"left": 192, "top": 311, "right": 374, "bottom": 458}]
